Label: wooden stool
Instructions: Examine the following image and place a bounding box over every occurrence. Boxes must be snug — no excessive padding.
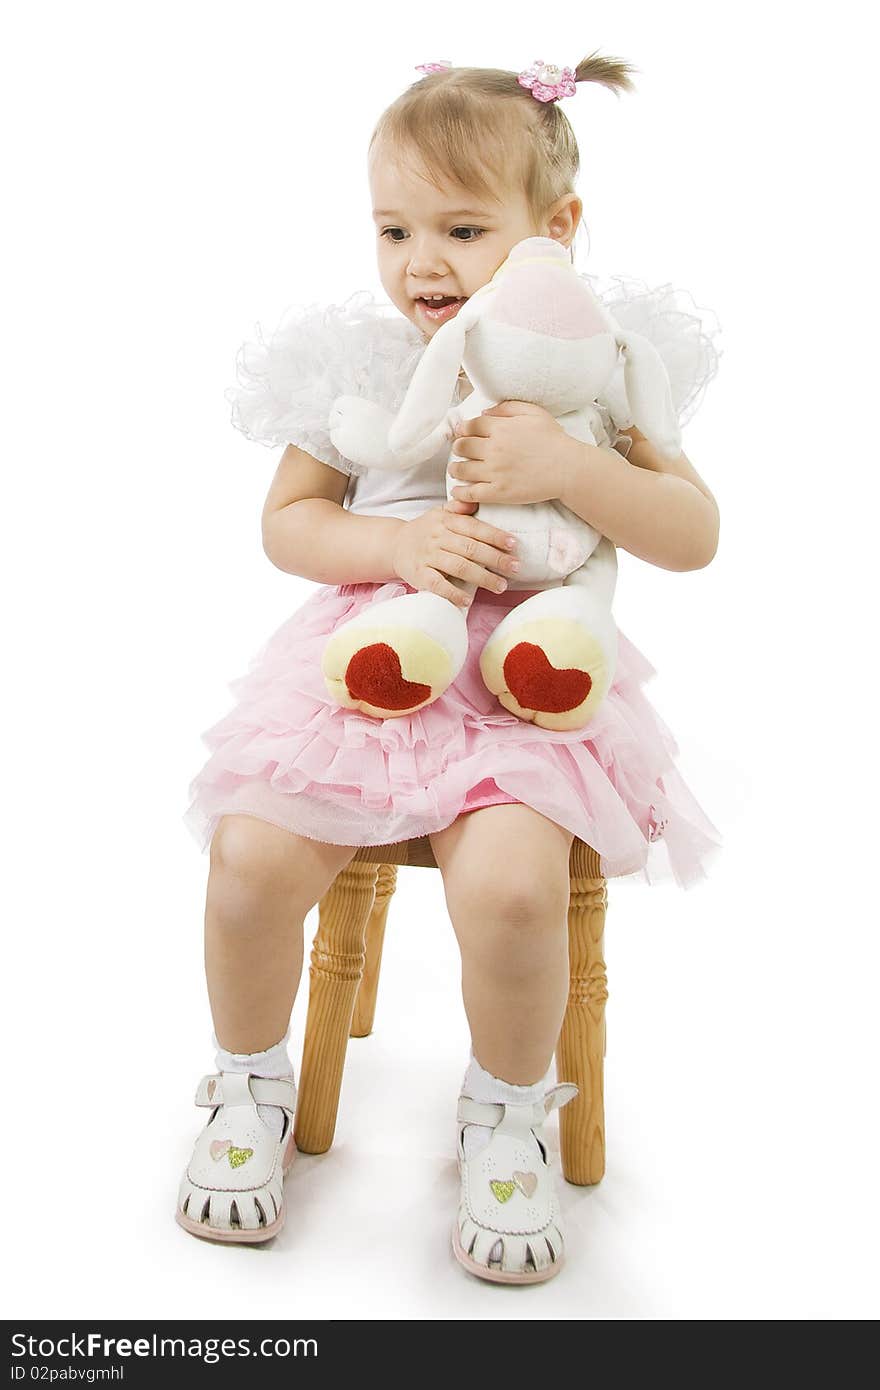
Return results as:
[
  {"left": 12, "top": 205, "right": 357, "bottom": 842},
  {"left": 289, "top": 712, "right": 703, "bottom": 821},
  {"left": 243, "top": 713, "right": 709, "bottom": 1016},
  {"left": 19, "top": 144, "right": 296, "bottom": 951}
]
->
[{"left": 295, "top": 835, "right": 608, "bottom": 1185}]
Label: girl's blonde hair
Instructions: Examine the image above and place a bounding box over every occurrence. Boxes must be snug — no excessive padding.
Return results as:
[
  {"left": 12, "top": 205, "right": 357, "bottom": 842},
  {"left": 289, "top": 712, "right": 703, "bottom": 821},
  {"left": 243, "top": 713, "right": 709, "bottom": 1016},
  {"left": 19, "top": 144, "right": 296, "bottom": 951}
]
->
[{"left": 369, "top": 52, "right": 638, "bottom": 225}]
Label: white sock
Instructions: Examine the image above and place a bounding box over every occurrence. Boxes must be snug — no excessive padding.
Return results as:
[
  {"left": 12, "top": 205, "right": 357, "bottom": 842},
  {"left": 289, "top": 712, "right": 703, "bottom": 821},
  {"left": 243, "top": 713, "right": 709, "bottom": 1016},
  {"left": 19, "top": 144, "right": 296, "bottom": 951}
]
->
[
  {"left": 459, "top": 1051, "right": 550, "bottom": 1160},
  {"left": 212, "top": 1030, "right": 297, "bottom": 1137}
]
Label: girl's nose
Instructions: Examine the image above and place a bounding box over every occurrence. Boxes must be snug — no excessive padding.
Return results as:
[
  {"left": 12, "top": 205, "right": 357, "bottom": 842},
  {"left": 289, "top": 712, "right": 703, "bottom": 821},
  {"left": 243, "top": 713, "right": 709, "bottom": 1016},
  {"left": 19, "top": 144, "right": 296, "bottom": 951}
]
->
[{"left": 406, "top": 239, "right": 448, "bottom": 278}]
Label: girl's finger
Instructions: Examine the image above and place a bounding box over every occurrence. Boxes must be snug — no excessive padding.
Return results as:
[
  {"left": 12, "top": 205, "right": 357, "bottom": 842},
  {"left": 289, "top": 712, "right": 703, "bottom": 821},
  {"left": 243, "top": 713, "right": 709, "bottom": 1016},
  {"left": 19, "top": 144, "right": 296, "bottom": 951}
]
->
[
  {"left": 460, "top": 415, "right": 493, "bottom": 436},
  {"left": 442, "top": 516, "right": 516, "bottom": 561},
  {"left": 439, "top": 522, "right": 514, "bottom": 575},
  {"left": 424, "top": 568, "right": 471, "bottom": 608},
  {"left": 439, "top": 521, "right": 517, "bottom": 571},
  {"left": 436, "top": 550, "right": 508, "bottom": 593},
  {"left": 451, "top": 484, "right": 484, "bottom": 503},
  {"left": 450, "top": 438, "right": 485, "bottom": 461},
  {"left": 448, "top": 458, "right": 474, "bottom": 481}
]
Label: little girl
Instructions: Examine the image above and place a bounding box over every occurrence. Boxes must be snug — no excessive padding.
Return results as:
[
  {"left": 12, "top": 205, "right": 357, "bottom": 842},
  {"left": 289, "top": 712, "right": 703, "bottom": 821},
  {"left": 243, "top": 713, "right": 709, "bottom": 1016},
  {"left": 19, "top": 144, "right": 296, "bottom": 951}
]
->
[{"left": 176, "top": 52, "right": 722, "bottom": 1284}]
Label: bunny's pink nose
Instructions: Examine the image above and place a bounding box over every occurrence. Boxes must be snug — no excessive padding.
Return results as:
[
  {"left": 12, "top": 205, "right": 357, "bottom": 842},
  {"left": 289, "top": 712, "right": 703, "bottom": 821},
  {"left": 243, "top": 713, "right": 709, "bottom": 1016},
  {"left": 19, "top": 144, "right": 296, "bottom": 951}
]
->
[
  {"left": 490, "top": 265, "right": 610, "bottom": 339},
  {"left": 506, "top": 236, "right": 567, "bottom": 263}
]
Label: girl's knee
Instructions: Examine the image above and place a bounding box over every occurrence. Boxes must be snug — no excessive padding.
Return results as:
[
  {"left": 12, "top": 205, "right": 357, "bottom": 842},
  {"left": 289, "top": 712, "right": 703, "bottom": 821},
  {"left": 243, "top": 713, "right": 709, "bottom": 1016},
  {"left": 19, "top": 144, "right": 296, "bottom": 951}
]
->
[
  {"left": 208, "top": 815, "right": 358, "bottom": 921},
  {"left": 447, "top": 863, "right": 568, "bottom": 931},
  {"left": 209, "top": 814, "right": 307, "bottom": 888}
]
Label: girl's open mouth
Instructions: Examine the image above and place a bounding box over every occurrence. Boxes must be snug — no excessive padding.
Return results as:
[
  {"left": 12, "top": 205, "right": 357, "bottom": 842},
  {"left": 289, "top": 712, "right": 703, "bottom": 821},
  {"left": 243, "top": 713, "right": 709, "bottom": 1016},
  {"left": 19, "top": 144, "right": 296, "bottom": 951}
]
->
[{"left": 415, "top": 296, "right": 467, "bottom": 325}]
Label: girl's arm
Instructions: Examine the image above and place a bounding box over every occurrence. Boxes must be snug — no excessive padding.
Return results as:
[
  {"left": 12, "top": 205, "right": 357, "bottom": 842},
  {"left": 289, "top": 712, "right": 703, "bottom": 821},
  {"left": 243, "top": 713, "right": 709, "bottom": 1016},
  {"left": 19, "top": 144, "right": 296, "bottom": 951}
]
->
[
  {"left": 262, "top": 445, "right": 405, "bottom": 584},
  {"left": 559, "top": 426, "right": 720, "bottom": 572}
]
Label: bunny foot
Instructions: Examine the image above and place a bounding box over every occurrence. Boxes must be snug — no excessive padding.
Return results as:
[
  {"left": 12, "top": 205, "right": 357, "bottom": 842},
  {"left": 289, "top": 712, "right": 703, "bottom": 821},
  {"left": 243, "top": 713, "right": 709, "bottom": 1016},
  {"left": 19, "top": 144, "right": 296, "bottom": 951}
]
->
[
  {"left": 322, "top": 591, "right": 469, "bottom": 719},
  {"left": 479, "top": 594, "right": 617, "bottom": 732}
]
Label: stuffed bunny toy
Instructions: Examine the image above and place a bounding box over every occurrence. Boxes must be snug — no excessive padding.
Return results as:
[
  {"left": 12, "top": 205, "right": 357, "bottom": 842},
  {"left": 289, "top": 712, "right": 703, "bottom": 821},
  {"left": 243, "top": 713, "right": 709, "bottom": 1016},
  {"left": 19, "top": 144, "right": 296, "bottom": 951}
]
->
[{"left": 323, "top": 236, "right": 681, "bottom": 733}]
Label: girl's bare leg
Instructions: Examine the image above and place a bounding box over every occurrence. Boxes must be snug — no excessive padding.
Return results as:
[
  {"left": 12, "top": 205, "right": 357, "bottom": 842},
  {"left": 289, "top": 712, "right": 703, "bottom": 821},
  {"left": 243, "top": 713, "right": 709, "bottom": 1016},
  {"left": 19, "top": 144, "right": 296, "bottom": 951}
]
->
[
  {"left": 205, "top": 813, "right": 359, "bottom": 1053},
  {"left": 428, "top": 805, "right": 573, "bottom": 1083}
]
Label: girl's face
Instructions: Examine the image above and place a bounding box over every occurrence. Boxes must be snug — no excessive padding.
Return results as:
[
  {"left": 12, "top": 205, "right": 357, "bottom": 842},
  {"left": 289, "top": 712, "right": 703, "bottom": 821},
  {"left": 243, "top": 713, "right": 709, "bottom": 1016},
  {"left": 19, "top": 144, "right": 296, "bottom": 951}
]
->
[{"left": 370, "top": 144, "right": 580, "bottom": 340}]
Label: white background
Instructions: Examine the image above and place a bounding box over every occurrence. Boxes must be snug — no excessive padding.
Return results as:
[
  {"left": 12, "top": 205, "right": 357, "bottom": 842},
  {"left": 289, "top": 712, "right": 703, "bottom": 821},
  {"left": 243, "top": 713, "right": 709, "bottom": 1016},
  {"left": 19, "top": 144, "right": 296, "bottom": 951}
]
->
[{"left": 4, "top": 0, "right": 878, "bottom": 1321}]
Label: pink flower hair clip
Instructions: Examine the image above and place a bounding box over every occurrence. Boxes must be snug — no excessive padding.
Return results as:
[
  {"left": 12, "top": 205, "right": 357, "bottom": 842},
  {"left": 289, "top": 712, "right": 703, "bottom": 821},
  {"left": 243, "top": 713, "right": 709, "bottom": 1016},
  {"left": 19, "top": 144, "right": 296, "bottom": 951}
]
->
[
  {"left": 517, "top": 59, "right": 577, "bottom": 103},
  {"left": 415, "top": 60, "right": 452, "bottom": 74}
]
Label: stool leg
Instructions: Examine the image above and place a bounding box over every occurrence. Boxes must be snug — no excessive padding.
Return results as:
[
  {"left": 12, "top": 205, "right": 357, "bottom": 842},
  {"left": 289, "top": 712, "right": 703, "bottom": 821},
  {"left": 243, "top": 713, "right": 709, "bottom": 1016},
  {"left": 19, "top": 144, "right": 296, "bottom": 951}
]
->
[
  {"left": 295, "top": 861, "right": 378, "bottom": 1154},
  {"left": 556, "top": 843, "right": 608, "bottom": 1185},
  {"left": 351, "top": 863, "right": 397, "bottom": 1038}
]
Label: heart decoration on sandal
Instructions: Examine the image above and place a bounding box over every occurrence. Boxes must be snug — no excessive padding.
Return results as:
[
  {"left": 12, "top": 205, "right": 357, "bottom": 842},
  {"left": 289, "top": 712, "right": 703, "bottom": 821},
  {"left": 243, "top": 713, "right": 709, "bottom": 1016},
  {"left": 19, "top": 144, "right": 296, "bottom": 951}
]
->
[
  {"left": 489, "top": 1171, "right": 539, "bottom": 1203},
  {"left": 489, "top": 1179, "right": 516, "bottom": 1203},
  {"left": 209, "top": 1139, "right": 254, "bottom": 1169},
  {"left": 513, "top": 1170, "right": 538, "bottom": 1198}
]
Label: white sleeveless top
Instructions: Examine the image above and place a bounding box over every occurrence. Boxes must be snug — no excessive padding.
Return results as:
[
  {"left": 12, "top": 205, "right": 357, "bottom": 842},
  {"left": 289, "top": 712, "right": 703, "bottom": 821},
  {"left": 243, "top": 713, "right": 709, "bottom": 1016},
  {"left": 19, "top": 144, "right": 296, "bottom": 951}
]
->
[{"left": 225, "top": 276, "right": 721, "bottom": 522}]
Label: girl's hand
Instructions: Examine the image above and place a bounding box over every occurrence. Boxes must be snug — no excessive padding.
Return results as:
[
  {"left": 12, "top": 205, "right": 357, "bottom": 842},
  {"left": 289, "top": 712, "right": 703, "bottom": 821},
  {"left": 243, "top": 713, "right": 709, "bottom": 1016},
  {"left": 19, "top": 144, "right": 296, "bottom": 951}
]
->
[
  {"left": 450, "top": 400, "right": 578, "bottom": 506},
  {"left": 391, "top": 503, "right": 520, "bottom": 610}
]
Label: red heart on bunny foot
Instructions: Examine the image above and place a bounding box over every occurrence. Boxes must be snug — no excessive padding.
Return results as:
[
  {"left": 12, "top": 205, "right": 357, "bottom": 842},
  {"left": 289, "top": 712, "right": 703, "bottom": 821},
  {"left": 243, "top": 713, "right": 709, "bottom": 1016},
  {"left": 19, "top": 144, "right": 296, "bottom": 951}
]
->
[
  {"left": 503, "top": 643, "right": 592, "bottom": 714},
  {"left": 345, "top": 643, "right": 433, "bottom": 711}
]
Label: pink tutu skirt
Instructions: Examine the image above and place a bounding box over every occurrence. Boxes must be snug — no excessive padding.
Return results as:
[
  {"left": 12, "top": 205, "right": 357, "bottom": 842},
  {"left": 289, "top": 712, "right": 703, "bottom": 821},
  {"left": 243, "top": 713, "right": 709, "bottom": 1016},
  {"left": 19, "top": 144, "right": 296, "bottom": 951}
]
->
[{"left": 183, "top": 580, "right": 722, "bottom": 889}]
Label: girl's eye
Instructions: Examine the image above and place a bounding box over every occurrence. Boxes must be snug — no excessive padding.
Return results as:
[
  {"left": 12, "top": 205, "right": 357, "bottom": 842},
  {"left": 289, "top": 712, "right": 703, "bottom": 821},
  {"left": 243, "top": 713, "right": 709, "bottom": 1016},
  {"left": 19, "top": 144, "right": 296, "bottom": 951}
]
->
[{"left": 379, "top": 227, "right": 485, "bottom": 243}]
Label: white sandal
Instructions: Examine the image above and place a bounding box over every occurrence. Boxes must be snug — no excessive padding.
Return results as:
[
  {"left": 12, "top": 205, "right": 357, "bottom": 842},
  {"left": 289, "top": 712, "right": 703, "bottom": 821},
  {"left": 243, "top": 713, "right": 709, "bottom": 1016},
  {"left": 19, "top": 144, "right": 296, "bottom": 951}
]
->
[
  {"left": 452, "top": 1082, "right": 578, "bottom": 1284},
  {"left": 176, "top": 1071, "right": 297, "bottom": 1243}
]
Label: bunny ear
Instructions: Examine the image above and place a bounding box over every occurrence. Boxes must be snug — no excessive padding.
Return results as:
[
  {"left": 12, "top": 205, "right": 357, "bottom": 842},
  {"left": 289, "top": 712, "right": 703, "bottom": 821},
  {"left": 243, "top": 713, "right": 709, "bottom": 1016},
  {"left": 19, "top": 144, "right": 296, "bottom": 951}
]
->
[
  {"left": 615, "top": 330, "right": 683, "bottom": 460},
  {"left": 388, "top": 292, "right": 489, "bottom": 455}
]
